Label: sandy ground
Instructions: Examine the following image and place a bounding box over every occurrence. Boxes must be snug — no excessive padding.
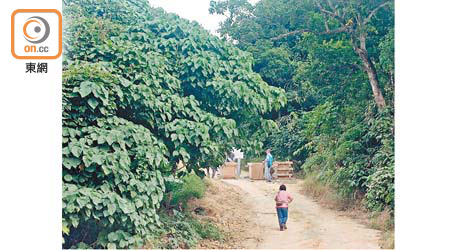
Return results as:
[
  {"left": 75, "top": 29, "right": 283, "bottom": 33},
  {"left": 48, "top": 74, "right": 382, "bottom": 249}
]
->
[
  {"left": 189, "top": 178, "right": 262, "bottom": 249},
  {"left": 221, "top": 172, "right": 381, "bottom": 249}
]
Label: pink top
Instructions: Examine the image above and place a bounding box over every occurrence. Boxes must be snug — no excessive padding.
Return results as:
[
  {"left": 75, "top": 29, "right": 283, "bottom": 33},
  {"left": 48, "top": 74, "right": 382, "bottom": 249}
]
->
[{"left": 275, "top": 190, "right": 293, "bottom": 208}]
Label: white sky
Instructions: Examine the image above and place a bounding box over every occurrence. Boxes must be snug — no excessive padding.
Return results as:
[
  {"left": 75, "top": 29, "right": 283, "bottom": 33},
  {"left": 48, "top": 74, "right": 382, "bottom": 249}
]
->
[{"left": 148, "top": 0, "right": 260, "bottom": 36}]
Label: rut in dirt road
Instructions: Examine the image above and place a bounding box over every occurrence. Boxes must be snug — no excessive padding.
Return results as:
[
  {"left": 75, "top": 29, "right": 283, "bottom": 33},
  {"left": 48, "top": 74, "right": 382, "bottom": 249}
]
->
[{"left": 223, "top": 177, "right": 381, "bottom": 249}]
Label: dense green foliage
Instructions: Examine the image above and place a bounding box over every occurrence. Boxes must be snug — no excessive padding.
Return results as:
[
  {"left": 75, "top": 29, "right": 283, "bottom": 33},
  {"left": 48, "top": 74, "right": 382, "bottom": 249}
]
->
[
  {"left": 62, "top": 0, "right": 285, "bottom": 248},
  {"left": 155, "top": 174, "right": 221, "bottom": 249},
  {"left": 62, "top": 0, "right": 394, "bottom": 247},
  {"left": 155, "top": 210, "right": 223, "bottom": 249},
  {"left": 152, "top": 177, "right": 221, "bottom": 249},
  {"left": 211, "top": 0, "right": 394, "bottom": 212},
  {"left": 168, "top": 173, "right": 206, "bottom": 208}
]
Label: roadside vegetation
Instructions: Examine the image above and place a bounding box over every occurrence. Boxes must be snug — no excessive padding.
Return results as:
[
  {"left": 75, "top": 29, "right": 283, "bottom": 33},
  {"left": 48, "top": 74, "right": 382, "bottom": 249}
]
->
[
  {"left": 148, "top": 174, "right": 223, "bottom": 249},
  {"left": 211, "top": 0, "right": 394, "bottom": 248},
  {"left": 62, "top": 0, "right": 395, "bottom": 248},
  {"left": 62, "top": 0, "right": 284, "bottom": 248},
  {"left": 302, "top": 175, "right": 394, "bottom": 248}
]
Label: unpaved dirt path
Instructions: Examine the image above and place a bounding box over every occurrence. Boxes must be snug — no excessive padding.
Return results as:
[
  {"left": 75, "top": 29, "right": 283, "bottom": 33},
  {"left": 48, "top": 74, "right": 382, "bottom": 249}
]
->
[{"left": 222, "top": 175, "right": 381, "bottom": 249}]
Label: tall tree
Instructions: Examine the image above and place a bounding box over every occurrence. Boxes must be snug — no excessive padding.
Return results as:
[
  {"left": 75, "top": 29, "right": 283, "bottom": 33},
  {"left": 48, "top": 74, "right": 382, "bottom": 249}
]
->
[{"left": 211, "top": 0, "right": 394, "bottom": 109}]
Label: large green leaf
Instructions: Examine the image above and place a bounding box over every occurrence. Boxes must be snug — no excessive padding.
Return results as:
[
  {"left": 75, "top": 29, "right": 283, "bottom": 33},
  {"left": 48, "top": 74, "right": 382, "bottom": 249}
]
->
[
  {"left": 79, "top": 81, "right": 93, "bottom": 98},
  {"left": 87, "top": 98, "right": 99, "bottom": 109},
  {"left": 70, "top": 145, "right": 82, "bottom": 158}
]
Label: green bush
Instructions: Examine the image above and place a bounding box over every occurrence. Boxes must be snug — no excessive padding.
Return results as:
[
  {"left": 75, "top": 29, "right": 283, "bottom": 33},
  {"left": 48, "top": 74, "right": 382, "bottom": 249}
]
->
[
  {"left": 156, "top": 211, "right": 200, "bottom": 249},
  {"left": 63, "top": 0, "right": 285, "bottom": 248},
  {"left": 171, "top": 174, "right": 206, "bottom": 207},
  {"left": 191, "top": 220, "right": 223, "bottom": 241},
  {"left": 266, "top": 112, "right": 308, "bottom": 168},
  {"left": 273, "top": 102, "right": 394, "bottom": 213},
  {"left": 365, "top": 165, "right": 394, "bottom": 212},
  {"left": 364, "top": 108, "right": 395, "bottom": 212},
  {"left": 154, "top": 210, "right": 222, "bottom": 249}
]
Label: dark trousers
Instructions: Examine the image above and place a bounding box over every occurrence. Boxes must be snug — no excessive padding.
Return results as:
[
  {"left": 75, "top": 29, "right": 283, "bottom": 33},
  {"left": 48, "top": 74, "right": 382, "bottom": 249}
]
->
[{"left": 276, "top": 207, "right": 288, "bottom": 226}]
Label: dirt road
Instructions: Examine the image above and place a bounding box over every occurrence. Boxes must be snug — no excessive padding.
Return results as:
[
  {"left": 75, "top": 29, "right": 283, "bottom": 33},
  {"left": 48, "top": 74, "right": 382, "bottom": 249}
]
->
[{"left": 222, "top": 175, "right": 381, "bottom": 249}]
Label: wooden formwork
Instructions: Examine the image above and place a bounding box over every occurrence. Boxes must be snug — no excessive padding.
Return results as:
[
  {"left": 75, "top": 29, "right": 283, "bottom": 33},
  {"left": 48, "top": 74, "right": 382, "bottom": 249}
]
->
[
  {"left": 248, "top": 162, "right": 264, "bottom": 180},
  {"left": 273, "top": 161, "right": 294, "bottom": 180},
  {"left": 221, "top": 162, "right": 237, "bottom": 179}
]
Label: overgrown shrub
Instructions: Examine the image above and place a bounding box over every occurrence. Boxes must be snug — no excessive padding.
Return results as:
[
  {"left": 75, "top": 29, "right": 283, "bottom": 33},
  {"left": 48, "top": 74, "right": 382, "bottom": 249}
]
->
[
  {"left": 156, "top": 211, "right": 200, "bottom": 249},
  {"left": 270, "top": 101, "right": 394, "bottom": 213},
  {"left": 171, "top": 173, "right": 206, "bottom": 207},
  {"left": 62, "top": 117, "right": 168, "bottom": 249},
  {"left": 62, "top": 0, "right": 285, "bottom": 248},
  {"left": 266, "top": 112, "right": 308, "bottom": 169},
  {"left": 153, "top": 210, "right": 222, "bottom": 249},
  {"left": 191, "top": 220, "right": 223, "bottom": 241},
  {"left": 364, "top": 107, "right": 395, "bottom": 212},
  {"left": 366, "top": 164, "right": 394, "bottom": 212}
]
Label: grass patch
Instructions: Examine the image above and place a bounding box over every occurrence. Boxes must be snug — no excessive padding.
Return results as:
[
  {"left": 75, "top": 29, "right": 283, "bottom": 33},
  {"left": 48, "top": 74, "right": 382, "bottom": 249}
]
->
[
  {"left": 165, "top": 173, "right": 206, "bottom": 210},
  {"left": 301, "top": 175, "right": 394, "bottom": 249},
  {"left": 148, "top": 210, "right": 224, "bottom": 249},
  {"left": 302, "top": 175, "right": 355, "bottom": 210},
  {"left": 369, "top": 209, "right": 395, "bottom": 249},
  {"left": 148, "top": 175, "right": 225, "bottom": 249},
  {"left": 191, "top": 220, "right": 223, "bottom": 241}
]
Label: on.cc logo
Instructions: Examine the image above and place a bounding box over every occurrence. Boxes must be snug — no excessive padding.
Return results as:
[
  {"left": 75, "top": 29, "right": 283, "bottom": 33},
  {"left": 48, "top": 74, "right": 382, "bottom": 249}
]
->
[
  {"left": 11, "top": 9, "right": 62, "bottom": 60},
  {"left": 23, "top": 16, "right": 50, "bottom": 44}
]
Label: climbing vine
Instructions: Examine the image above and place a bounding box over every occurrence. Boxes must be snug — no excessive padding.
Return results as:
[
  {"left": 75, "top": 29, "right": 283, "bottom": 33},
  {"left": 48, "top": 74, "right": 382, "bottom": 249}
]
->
[{"left": 62, "top": 0, "right": 285, "bottom": 248}]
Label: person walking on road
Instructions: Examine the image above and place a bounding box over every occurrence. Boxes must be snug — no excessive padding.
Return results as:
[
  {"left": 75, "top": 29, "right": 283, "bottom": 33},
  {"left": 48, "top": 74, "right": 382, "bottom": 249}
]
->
[
  {"left": 263, "top": 149, "right": 274, "bottom": 182},
  {"left": 274, "top": 184, "right": 293, "bottom": 231}
]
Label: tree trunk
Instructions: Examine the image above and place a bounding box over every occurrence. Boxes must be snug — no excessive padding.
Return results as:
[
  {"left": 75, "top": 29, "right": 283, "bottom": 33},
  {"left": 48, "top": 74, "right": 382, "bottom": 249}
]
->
[
  {"left": 353, "top": 33, "right": 387, "bottom": 109},
  {"left": 358, "top": 49, "right": 386, "bottom": 109}
]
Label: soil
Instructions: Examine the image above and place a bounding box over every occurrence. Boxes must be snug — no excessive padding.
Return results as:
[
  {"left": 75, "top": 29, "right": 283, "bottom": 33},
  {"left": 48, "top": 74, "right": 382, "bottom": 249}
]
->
[
  {"left": 194, "top": 171, "right": 381, "bottom": 249},
  {"left": 188, "top": 178, "right": 261, "bottom": 249}
]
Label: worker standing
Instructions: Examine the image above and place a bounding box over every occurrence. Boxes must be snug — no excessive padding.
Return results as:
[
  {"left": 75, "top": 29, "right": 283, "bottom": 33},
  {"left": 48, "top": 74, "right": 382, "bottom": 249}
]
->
[{"left": 263, "top": 149, "right": 273, "bottom": 182}]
